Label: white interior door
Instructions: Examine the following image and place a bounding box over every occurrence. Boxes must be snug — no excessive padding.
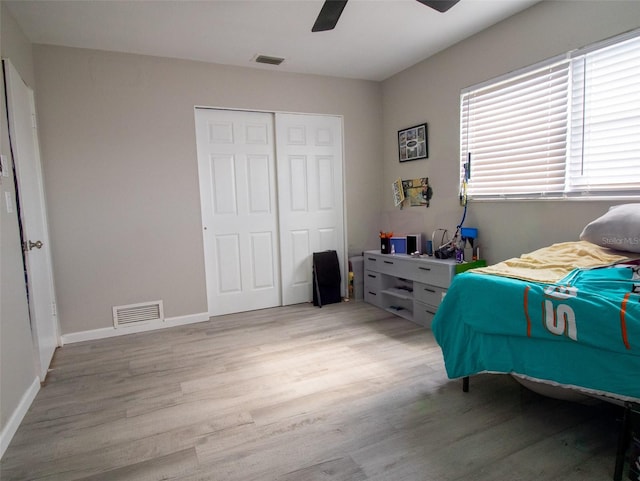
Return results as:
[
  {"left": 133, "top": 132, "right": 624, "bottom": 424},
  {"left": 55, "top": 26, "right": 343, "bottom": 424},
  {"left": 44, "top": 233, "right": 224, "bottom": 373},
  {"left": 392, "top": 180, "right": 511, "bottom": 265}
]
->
[
  {"left": 4, "top": 59, "right": 59, "bottom": 380},
  {"left": 275, "top": 113, "right": 345, "bottom": 306},
  {"left": 195, "top": 109, "right": 281, "bottom": 316}
]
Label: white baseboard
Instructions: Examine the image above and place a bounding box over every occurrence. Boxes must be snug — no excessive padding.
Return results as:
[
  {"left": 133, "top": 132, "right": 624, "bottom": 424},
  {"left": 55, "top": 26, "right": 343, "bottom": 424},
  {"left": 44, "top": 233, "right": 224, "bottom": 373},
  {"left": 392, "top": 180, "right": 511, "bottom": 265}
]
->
[
  {"left": 0, "top": 376, "right": 40, "bottom": 459},
  {"left": 60, "top": 312, "right": 210, "bottom": 345}
]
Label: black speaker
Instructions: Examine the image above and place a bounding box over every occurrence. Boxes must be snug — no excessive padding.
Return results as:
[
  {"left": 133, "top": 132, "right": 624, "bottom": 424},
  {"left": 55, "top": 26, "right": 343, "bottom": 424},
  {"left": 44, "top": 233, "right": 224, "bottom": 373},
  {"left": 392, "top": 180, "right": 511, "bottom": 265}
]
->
[{"left": 312, "top": 250, "right": 342, "bottom": 307}]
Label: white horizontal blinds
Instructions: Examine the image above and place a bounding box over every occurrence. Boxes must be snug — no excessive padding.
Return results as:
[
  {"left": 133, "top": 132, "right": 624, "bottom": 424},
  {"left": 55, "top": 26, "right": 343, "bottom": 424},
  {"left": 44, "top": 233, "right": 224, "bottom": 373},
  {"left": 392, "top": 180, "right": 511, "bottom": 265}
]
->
[
  {"left": 461, "top": 60, "right": 570, "bottom": 198},
  {"left": 568, "top": 34, "right": 640, "bottom": 193}
]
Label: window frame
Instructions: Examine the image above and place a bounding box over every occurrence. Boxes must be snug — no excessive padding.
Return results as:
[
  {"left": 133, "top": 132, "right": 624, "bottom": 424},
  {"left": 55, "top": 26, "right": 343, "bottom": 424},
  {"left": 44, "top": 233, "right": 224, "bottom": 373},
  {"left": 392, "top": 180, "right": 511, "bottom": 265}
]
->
[{"left": 460, "top": 29, "right": 640, "bottom": 202}]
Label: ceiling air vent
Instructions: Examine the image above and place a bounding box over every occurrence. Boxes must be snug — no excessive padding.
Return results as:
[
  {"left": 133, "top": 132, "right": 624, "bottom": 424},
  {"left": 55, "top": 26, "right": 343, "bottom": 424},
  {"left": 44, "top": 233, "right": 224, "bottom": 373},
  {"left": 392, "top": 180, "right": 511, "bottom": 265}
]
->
[
  {"left": 113, "top": 300, "right": 164, "bottom": 328},
  {"left": 255, "top": 55, "right": 285, "bottom": 66}
]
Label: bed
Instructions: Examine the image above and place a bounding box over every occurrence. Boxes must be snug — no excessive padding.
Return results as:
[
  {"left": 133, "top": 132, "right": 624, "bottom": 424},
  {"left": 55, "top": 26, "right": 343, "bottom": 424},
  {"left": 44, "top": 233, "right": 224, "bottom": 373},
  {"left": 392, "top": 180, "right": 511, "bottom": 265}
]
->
[{"left": 431, "top": 204, "right": 640, "bottom": 480}]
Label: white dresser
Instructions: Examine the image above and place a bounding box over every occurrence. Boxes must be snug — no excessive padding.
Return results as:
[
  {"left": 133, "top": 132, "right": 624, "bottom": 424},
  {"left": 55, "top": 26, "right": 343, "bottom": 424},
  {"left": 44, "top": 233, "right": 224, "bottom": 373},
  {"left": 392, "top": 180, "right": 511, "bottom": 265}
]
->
[{"left": 363, "top": 250, "right": 457, "bottom": 328}]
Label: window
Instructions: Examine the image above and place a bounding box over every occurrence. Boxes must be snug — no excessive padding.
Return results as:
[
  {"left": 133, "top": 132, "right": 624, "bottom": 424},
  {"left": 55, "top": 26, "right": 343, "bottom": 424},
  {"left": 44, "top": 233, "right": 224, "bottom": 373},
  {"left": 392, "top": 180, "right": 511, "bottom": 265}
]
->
[{"left": 461, "top": 30, "right": 640, "bottom": 200}]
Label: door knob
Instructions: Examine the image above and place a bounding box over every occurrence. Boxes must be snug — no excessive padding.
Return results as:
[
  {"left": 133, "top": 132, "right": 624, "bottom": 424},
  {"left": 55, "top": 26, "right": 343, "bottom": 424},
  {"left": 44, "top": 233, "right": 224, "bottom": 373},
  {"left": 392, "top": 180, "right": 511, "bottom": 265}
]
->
[{"left": 28, "top": 240, "right": 43, "bottom": 250}]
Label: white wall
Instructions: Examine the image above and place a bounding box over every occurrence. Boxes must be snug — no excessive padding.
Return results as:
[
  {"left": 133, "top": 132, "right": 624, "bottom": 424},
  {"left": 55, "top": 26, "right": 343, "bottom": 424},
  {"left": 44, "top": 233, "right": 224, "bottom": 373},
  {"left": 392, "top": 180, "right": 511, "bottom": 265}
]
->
[
  {"left": 0, "top": 2, "right": 39, "bottom": 450},
  {"left": 32, "top": 45, "right": 384, "bottom": 335},
  {"left": 15, "top": 0, "right": 640, "bottom": 341},
  {"left": 380, "top": 0, "right": 640, "bottom": 263}
]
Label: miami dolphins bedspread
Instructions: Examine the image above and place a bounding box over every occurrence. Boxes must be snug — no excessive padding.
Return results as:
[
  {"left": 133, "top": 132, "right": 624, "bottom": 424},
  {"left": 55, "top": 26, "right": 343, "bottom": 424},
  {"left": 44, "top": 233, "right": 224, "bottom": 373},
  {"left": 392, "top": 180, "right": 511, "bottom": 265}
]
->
[{"left": 432, "top": 258, "right": 640, "bottom": 401}]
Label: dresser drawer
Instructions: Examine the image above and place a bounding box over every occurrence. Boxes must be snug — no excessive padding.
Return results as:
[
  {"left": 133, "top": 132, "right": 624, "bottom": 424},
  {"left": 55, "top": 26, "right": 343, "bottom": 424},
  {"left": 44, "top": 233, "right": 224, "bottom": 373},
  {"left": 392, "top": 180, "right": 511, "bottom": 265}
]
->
[
  {"left": 364, "top": 269, "right": 383, "bottom": 290},
  {"left": 410, "top": 260, "right": 455, "bottom": 288},
  {"left": 413, "top": 282, "right": 446, "bottom": 307},
  {"left": 364, "top": 288, "right": 383, "bottom": 307},
  {"left": 364, "top": 253, "right": 408, "bottom": 277},
  {"left": 413, "top": 301, "right": 438, "bottom": 328},
  {"left": 364, "top": 253, "right": 381, "bottom": 271}
]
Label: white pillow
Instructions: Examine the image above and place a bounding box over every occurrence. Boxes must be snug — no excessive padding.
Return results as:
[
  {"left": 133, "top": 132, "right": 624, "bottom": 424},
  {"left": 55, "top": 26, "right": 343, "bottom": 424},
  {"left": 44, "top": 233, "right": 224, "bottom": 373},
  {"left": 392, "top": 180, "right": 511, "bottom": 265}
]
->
[{"left": 580, "top": 203, "right": 640, "bottom": 253}]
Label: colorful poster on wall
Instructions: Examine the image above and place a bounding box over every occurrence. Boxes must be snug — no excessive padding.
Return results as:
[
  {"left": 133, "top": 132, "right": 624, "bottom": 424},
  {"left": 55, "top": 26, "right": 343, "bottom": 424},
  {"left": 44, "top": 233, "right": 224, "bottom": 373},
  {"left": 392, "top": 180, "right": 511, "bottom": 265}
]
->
[{"left": 402, "top": 177, "right": 431, "bottom": 207}]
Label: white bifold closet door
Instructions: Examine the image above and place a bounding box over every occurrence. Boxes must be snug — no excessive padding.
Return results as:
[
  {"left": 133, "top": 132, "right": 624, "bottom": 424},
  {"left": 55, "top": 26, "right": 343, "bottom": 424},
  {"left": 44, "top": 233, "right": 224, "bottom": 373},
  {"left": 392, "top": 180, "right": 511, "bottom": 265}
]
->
[
  {"left": 275, "top": 113, "right": 344, "bottom": 306},
  {"left": 195, "top": 108, "right": 344, "bottom": 317},
  {"left": 195, "top": 109, "right": 281, "bottom": 316}
]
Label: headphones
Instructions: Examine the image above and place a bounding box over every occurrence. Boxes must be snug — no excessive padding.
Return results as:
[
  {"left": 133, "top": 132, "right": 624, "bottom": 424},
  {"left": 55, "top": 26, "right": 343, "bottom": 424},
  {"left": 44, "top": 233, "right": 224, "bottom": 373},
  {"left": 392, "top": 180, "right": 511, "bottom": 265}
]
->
[{"left": 432, "top": 227, "right": 460, "bottom": 259}]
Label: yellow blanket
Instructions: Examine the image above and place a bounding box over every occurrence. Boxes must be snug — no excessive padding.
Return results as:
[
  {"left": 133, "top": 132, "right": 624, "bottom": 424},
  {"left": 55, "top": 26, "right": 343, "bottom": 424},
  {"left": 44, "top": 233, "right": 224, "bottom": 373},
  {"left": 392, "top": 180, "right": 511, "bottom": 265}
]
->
[{"left": 474, "top": 241, "right": 634, "bottom": 283}]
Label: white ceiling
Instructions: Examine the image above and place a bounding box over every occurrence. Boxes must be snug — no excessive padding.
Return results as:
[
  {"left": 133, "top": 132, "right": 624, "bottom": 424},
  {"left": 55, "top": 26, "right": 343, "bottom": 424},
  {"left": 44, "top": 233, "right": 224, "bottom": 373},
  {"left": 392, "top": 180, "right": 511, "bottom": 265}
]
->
[{"left": 5, "top": 0, "right": 540, "bottom": 81}]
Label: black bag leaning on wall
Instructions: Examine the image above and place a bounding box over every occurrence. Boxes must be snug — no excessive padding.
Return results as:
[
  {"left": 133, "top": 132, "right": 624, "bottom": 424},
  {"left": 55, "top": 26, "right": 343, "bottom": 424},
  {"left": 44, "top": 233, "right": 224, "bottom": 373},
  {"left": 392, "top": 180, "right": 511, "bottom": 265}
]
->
[{"left": 312, "top": 250, "right": 342, "bottom": 307}]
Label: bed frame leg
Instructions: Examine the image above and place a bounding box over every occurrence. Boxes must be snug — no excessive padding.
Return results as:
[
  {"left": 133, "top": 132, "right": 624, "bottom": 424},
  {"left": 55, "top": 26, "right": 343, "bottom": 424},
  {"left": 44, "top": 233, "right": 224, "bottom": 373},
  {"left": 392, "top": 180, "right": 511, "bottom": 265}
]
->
[
  {"left": 462, "top": 376, "right": 469, "bottom": 392},
  {"left": 614, "top": 402, "right": 632, "bottom": 481}
]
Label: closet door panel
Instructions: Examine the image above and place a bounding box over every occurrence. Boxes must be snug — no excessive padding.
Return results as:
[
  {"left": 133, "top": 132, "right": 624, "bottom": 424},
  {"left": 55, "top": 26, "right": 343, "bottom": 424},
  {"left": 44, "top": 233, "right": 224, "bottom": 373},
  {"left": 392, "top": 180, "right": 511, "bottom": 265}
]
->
[
  {"left": 196, "top": 109, "right": 280, "bottom": 316},
  {"left": 276, "top": 113, "right": 345, "bottom": 306}
]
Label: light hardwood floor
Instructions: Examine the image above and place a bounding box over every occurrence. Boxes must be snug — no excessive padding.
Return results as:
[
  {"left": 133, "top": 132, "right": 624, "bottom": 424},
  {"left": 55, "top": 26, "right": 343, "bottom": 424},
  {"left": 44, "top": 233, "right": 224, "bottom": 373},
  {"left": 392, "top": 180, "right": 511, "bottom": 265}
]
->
[{"left": 0, "top": 301, "right": 627, "bottom": 480}]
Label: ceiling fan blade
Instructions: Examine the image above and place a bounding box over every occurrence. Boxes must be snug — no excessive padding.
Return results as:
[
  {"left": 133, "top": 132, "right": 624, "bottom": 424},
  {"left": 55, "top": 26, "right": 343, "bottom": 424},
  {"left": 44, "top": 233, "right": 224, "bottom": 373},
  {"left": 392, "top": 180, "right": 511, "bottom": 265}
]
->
[
  {"left": 312, "top": 0, "right": 349, "bottom": 32},
  {"left": 416, "top": 0, "right": 460, "bottom": 13}
]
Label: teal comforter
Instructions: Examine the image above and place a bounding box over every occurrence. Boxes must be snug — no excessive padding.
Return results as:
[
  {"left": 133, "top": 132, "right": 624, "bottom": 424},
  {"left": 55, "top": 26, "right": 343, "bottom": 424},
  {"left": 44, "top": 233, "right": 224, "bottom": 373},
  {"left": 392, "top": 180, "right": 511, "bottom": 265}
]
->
[{"left": 432, "top": 262, "right": 640, "bottom": 400}]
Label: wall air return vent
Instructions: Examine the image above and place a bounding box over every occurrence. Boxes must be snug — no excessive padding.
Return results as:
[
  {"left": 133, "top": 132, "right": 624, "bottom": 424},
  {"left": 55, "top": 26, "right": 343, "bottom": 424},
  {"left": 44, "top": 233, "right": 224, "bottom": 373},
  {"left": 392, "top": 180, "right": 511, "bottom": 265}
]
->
[
  {"left": 255, "top": 55, "right": 285, "bottom": 66},
  {"left": 113, "top": 300, "right": 164, "bottom": 328}
]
